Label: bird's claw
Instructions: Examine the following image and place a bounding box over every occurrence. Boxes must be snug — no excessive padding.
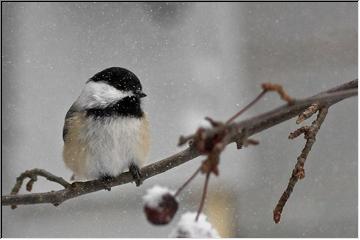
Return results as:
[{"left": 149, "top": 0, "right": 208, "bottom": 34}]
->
[
  {"left": 100, "top": 175, "right": 114, "bottom": 191},
  {"left": 129, "top": 164, "right": 143, "bottom": 187}
]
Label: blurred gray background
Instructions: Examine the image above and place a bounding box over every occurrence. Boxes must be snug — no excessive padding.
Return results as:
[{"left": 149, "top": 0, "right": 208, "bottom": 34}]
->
[{"left": 2, "top": 2, "right": 357, "bottom": 237}]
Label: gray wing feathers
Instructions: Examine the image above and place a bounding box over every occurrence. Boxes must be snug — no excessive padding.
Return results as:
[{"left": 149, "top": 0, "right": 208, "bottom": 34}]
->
[{"left": 63, "top": 104, "right": 79, "bottom": 141}]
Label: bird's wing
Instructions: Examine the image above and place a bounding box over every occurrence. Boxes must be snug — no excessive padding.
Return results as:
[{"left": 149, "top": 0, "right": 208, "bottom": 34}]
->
[
  {"left": 63, "top": 103, "right": 80, "bottom": 141},
  {"left": 62, "top": 103, "right": 88, "bottom": 178}
]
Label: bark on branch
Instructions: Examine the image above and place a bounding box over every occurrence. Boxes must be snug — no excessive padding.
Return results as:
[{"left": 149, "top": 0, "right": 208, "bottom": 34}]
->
[
  {"left": 1, "top": 79, "right": 357, "bottom": 207},
  {"left": 273, "top": 106, "right": 329, "bottom": 223}
]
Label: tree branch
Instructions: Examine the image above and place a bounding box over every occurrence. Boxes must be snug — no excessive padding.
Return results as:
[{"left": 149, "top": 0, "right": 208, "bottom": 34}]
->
[
  {"left": 273, "top": 106, "right": 329, "bottom": 223},
  {"left": 2, "top": 79, "right": 357, "bottom": 207}
]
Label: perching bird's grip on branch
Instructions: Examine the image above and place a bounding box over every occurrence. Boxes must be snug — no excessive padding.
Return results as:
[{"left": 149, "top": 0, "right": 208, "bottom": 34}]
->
[{"left": 2, "top": 79, "right": 357, "bottom": 225}]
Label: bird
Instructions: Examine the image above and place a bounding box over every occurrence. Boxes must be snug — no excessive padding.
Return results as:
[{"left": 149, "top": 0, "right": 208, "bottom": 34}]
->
[{"left": 62, "top": 67, "right": 150, "bottom": 187}]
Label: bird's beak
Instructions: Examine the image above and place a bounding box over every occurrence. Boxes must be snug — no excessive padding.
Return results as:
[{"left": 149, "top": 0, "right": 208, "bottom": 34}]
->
[{"left": 135, "top": 91, "right": 147, "bottom": 98}]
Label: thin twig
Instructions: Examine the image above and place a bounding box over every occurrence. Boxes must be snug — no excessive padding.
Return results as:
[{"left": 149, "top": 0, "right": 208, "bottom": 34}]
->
[
  {"left": 242, "top": 138, "right": 259, "bottom": 147},
  {"left": 174, "top": 166, "right": 201, "bottom": 197},
  {"left": 180, "top": 82, "right": 357, "bottom": 147},
  {"left": 273, "top": 107, "right": 329, "bottom": 224},
  {"left": 1, "top": 80, "right": 357, "bottom": 207},
  {"left": 195, "top": 172, "right": 210, "bottom": 221},
  {"left": 261, "top": 82, "right": 294, "bottom": 104},
  {"left": 288, "top": 126, "right": 311, "bottom": 139},
  {"left": 226, "top": 82, "right": 294, "bottom": 125},
  {"left": 9, "top": 169, "right": 71, "bottom": 209},
  {"left": 226, "top": 90, "right": 267, "bottom": 124},
  {"left": 296, "top": 103, "right": 320, "bottom": 124}
]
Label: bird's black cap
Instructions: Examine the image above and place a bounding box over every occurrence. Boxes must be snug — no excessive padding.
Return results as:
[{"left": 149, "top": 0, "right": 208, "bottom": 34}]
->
[
  {"left": 89, "top": 67, "right": 144, "bottom": 96},
  {"left": 86, "top": 67, "right": 146, "bottom": 118}
]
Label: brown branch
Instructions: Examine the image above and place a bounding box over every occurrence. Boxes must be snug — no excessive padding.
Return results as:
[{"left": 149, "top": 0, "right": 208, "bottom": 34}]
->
[
  {"left": 296, "top": 103, "right": 320, "bottom": 124},
  {"left": 273, "top": 106, "right": 329, "bottom": 223},
  {"left": 261, "top": 82, "right": 294, "bottom": 104},
  {"left": 233, "top": 127, "right": 260, "bottom": 149},
  {"left": 288, "top": 126, "right": 311, "bottom": 139},
  {"left": 2, "top": 79, "right": 357, "bottom": 207},
  {"left": 9, "top": 169, "right": 71, "bottom": 209}
]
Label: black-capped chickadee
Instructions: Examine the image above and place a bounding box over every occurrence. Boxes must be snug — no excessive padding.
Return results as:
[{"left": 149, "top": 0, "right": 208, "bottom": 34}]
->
[{"left": 62, "top": 67, "right": 150, "bottom": 186}]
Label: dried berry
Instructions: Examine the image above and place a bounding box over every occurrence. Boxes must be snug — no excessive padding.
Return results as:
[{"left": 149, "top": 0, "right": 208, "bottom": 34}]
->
[{"left": 143, "top": 185, "right": 178, "bottom": 225}]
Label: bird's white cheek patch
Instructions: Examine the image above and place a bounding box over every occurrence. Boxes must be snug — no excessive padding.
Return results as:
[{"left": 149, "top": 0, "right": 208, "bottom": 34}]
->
[{"left": 77, "top": 81, "right": 134, "bottom": 109}]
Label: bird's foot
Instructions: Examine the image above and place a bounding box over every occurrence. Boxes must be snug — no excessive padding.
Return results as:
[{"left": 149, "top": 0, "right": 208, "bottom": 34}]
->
[
  {"left": 129, "top": 164, "right": 143, "bottom": 187},
  {"left": 100, "top": 175, "right": 114, "bottom": 191}
]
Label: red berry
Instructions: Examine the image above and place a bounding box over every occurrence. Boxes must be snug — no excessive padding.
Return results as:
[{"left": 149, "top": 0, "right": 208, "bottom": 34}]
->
[{"left": 143, "top": 186, "right": 178, "bottom": 225}]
